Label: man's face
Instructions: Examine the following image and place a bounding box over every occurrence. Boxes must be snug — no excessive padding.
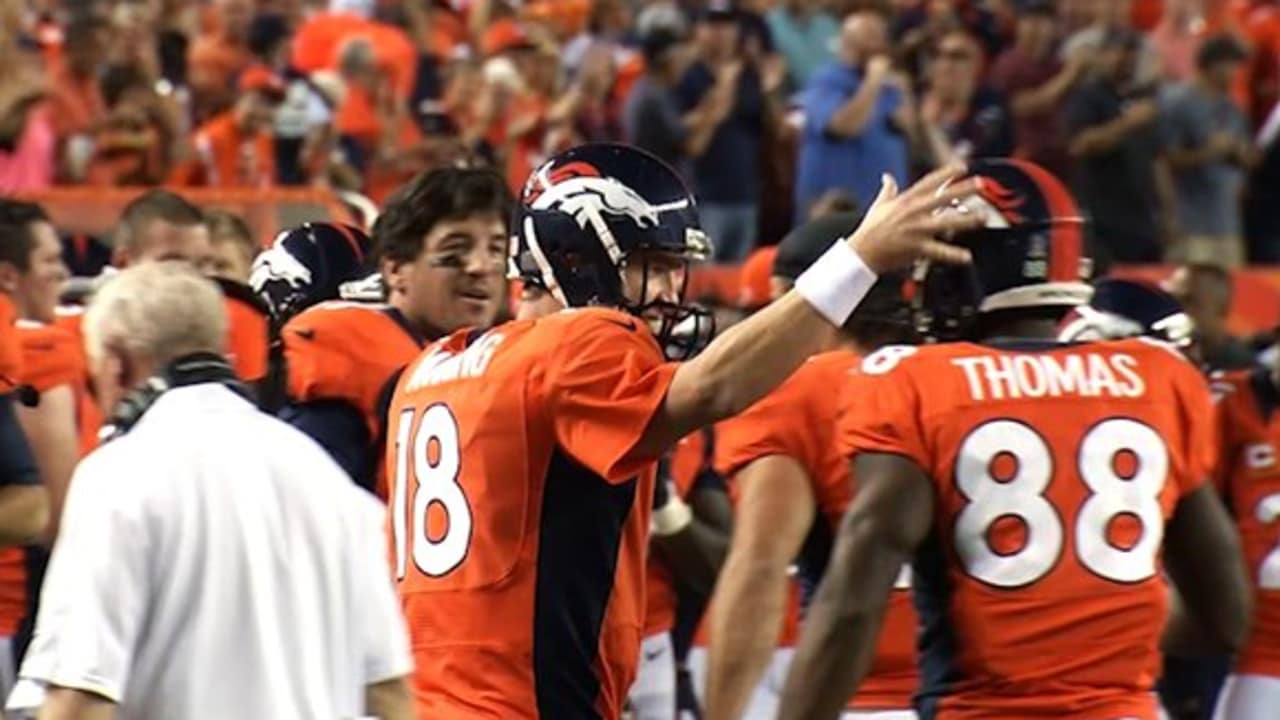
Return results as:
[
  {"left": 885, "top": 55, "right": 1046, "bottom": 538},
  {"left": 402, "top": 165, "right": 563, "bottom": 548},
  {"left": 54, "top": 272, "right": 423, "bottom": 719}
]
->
[
  {"left": 932, "top": 34, "right": 981, "bottom": 97},
  {"left": 16, "top": 221, "right": 68, "bottom": 323},
  {"left": 698, "top": 19, "right": 740, "bottom": 60},
  {"left": 516, "top": 283, "right": 564, "bottom": 320},
  {"left": 840, "top": 13, "right": 888, "bottom": 66},
  {"left": 237, "top": 92, "right": 278, "bottom": 132},
  {"left": 122, "top": 219, "right": 216, "bottom": 274},
  {"left": 209, "top": 238, "right": 254, "bottom": 283},
  {"left": 621, "top": 251, "right": 687, "bottom": 327},
  {"left": 1208, "top": 59, "right": 1244, "bottom": 91},
  {"left": 384, "top": 213, "right": 508, "bottom": 335},
  {"left": 1017, "top": 14, "right": 1057, "bottom": 54}
]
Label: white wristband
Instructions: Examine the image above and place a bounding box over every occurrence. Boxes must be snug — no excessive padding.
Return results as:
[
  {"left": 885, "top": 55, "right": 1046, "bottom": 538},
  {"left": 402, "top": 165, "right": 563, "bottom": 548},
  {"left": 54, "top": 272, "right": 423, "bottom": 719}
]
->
[
  {"left": 651, "top": 494, "right": 693, "bottom": 537},
  {"left": 794, "top": 240, "right": 878, "bottom": 327}
]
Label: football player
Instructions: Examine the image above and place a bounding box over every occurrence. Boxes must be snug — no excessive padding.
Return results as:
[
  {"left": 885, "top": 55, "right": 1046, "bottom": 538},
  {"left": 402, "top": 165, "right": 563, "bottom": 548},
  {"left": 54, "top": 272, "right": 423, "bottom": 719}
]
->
[
  {"left": 0, "top": 200, "right": 78, "bottom": 699},
  {"left": 780, "top": 159, "right": 1251, "bottom": 720},
  {"left": 514, "top": 249, "right": 733, "bottom": 720},
  {"left": 1058, "top": 278, "right": 1195, "bottom": 350},
  {"left": 1210, "top": 334, "right": 1280, "bottom": 718},
  {"left": 278, "top": 167, "right": 511, "bottom": 493},
  {"left": 384, "top": 143, "right": 982, "bottom": 719},
  {"left": 707, "top": 213, "right": 919, "bottom": 720}
]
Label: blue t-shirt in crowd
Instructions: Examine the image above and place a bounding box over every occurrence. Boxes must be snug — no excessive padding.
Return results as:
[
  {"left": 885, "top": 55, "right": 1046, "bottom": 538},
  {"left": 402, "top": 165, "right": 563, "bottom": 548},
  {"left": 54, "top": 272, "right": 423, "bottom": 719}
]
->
[{"left": 795, "top": 62, "right": 908, "bottom": 219}]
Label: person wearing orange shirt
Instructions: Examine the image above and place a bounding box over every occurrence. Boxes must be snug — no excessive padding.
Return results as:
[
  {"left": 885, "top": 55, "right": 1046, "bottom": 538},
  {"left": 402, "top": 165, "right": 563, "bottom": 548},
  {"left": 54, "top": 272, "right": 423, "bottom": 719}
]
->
[
  {"left": 515, "top": 271, "right": 732, "bottom": 720},
  {"left": 170, "top": 66, "right": 283, "bottom": 188},
  {"left": 781, "top": 159, "right": 1249, "bottom": 720},
  {"left": 383, "top": 143, "right": 980, "bottom": 720},
  {"left": 0, "top": 200, "right": 72, "bottom": 700},
  {"left": 279, "top": 168, "right": 511, "bottom": 494},
  {"left": 187, "top": 0, "right": 254, "bottom": 102},
  {"left": 709, "top": 214, "right": 920, "bottom": 720},
  {"left": 1211, "top": 347, "right": 1280, "bottom": 718}
]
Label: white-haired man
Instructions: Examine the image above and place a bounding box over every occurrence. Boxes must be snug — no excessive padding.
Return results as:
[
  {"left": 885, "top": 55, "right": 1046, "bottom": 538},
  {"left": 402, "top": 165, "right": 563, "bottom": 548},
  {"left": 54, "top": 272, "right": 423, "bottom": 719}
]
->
[{"left": 6, "top": 262, "right": 415, "bottom": 720}]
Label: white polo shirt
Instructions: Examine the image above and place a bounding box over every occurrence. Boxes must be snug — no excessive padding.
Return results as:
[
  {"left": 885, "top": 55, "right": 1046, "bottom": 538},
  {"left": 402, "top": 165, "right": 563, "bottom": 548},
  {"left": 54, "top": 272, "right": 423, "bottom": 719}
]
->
[{"left": 8, "top": 383, "right": 411, "bottom": 719}]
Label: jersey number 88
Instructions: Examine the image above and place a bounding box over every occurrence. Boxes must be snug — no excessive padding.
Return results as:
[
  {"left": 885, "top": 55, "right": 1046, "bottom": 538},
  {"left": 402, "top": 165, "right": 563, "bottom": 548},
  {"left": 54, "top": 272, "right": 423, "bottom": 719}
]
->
[
  {"left": 391, "top": 404, "right": 473, "bottom": 580},
  {"left": 955, "top": 418, "right": 1167, "bottom": 588}
]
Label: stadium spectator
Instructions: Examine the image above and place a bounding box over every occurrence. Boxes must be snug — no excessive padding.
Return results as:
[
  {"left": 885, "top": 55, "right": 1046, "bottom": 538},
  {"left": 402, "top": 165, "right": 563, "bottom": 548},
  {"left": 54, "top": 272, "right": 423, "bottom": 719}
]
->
[
  {"left": 7, "top": 261, "right": 414, "bottom": 720},
  {"left": 916, "top": 28, "right": 1014, "bottom": 167},
  {"left": 1067, "top": 28, "right": 1164, "bottom": 264},
  {"left": 1061, "top": 0, "right": 1161, "bottom": 87},
  {"left": 170, "top": 66, "right": 285, "bottom": 188},
  {"left": 204, "top": 209, "right": 257, "bottom": 283},
  {"left": 676, "top": 3, "right": 766, "bottom": 262},
  {"left": 795, "top": 9, "right": 911, "bottom": 222},
  {"left": 46, "top": 16, "right": 109, "bottom": 183},
  {"left": 187, "top": 0, "right": 255, "bottom": 110},
  {"left": 85, "top": 64, "right": 176, "bottom": 186},
  {"left": 1162, "top": 34, "right": 1255, "bottom": 268},
  {"left": 989, "top": 0, "right": 1086, "bottom": 178},
  {"left": 765, "top": 0, "right": 839, "bottom": 94},
  {"left": 1150, "top": 0, "right": 1213, "bottom": 82}
]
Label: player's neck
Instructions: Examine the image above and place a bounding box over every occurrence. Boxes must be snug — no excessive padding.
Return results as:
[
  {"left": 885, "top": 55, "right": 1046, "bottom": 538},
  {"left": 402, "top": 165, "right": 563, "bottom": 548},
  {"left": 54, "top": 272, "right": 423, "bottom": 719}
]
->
[{"left": 977, "top": 317, "right": 1061, "bottom": 343}]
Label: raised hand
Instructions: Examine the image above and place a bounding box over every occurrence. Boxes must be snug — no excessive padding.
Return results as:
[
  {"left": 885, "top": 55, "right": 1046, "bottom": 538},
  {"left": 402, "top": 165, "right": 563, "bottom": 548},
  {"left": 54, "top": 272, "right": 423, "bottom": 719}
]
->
[{"left": 844, "top": 163, "right": 982, "bottom": 274}]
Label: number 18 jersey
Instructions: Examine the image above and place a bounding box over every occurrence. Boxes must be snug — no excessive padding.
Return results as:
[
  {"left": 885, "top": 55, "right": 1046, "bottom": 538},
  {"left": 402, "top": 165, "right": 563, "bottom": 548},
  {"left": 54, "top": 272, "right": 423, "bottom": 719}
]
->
[
  {"left": 384, "top": 307, "right": 677, "bottom": 720},
  {"left": 837, "top": 339, "right": 1216, "bottom": 720}
]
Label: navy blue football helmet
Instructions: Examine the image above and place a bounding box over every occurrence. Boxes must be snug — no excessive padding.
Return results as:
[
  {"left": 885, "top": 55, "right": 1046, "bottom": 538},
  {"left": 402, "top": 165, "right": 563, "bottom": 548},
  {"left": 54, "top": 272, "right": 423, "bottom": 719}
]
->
[
  {"left": 250, "top": 222, "right": 375, "bottom": 326},
  {"left": 510, "top": 143, "right": 713, "bottom": 357},
  {"left": 1058, "top": 278, "right": 1194, "bottom": 348},
  {"left": 913, "top": 158, "right": 1094, "bottom": 342}
]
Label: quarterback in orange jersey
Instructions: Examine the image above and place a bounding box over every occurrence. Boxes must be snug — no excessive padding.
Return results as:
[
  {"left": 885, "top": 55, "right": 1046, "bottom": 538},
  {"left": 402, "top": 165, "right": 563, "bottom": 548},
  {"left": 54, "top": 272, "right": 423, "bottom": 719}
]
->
[
  {"left": 275, "top": 169, "right": 511, "bottom": 492},
  {"left": 384, "top": 144, "right": 985, "bottom": 719},
  {"left": 708, "top": 214, "right": 919, "bottom": 720},
  {"left": 1211, "top": 358, "right": 1280, "bottom": 719},
  {"left": 781, "top": 159, "right": 1252, "bottom": 720},
  {"left": 519, "top": 273, "right": 733, "bottom": 720}
]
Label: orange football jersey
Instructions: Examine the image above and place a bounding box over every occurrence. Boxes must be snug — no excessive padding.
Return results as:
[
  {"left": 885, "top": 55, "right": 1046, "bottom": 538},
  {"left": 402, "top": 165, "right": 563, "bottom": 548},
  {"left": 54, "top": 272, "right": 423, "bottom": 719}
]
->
[
  {"left": 716, "top": 350, "right": 918, "bottom": 710},
  {"left": 1212, "top": 367, "right": 1280, "bottom": 678},
  {"left": 284, "top": 303, "right": 424, "bottom": 427},
  {"left": 284, "top": 302, "right": 424, "bottom": 433},
  {"left": 644, "top": 430, "right": 711, "bottom": 638},
  {"left": 0, "top": 321, "right": 89, "bottom": 635},
  {"left": 385, "top": 307, "right": 677, "bottom": 720},
  {"left": 221, "top": 291, "right": 269, "bottom": 383},
  {"left": 0, "top": 295, "right": 21, "bottom": 394},
  {"left": 52, "top": 306, "right": 101, "bottom": 452},
  {"left": 838, "top": 339, "right": 1214, "bottom": 720}
]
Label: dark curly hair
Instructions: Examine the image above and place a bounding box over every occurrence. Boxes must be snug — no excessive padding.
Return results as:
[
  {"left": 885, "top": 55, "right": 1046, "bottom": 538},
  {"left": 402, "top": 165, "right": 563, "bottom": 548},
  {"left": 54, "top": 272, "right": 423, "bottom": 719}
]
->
[
  {"left": 0, "top": 199, "right": 51, "bottom": 272},
  {"left": 372, "top": 167, "right": 514, "bottom": 265}
]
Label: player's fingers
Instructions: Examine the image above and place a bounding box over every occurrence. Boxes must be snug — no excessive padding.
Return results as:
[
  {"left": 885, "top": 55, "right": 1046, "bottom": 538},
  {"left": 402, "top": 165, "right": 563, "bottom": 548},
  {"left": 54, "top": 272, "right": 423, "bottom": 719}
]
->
[
  {"left": 913, "top": 209, "right": 984, "bottom": 237},
  {"left": 863, "top": 173, "right": 899, "bottom": 213},
  {"left": 917, "top": 239, "right": 972, "bottom": 265},
  {"left": 906, "top": 177, "right": 981, "bottom": 216}
]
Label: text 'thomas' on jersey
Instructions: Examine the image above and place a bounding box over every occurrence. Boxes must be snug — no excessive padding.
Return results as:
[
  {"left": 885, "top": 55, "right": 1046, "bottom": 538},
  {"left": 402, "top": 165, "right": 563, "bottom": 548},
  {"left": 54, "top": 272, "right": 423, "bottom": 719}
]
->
[{"left": 837, "top": 338, "right": 1216, "bottom": 720}]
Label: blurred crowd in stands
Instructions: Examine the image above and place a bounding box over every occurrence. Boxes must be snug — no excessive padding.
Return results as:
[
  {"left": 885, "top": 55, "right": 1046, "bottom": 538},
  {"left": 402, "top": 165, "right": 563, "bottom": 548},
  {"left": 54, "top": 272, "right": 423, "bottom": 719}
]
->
[{"left": 5, "top": 0, "right": 1280, "bottom": 270}]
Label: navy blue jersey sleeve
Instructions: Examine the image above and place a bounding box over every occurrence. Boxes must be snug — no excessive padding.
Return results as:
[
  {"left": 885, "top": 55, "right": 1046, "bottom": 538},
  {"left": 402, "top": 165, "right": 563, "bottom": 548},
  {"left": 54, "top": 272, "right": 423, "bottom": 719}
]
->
[
  {"left": 0, "top": 394, "right": 39, "bottom": 487},
  {"left": 279, "top": 400, "right": 375, "bottom": 493}
]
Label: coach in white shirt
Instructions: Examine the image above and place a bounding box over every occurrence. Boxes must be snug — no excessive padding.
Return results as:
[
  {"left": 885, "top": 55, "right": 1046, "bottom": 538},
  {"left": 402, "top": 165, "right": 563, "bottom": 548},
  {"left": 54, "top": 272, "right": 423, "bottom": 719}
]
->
[{"left": 7, "top": 261, "right": 414, "bottom": 720}]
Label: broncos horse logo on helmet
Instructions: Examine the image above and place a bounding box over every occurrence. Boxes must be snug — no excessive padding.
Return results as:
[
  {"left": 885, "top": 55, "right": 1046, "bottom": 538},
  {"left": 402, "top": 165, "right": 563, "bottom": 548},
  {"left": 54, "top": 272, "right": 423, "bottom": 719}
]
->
[
  {"left": 511, "top": 143, "right": 713, "bottom": 358},
  {"left": 250, "top": 222, "right": 375, "bottom": 327},
  {"left": 1058, "top": 278, "right": 1195, "bottom": 349},
  {"left": 913, "top": 158, "right": 1095, "bottom": 342}
]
